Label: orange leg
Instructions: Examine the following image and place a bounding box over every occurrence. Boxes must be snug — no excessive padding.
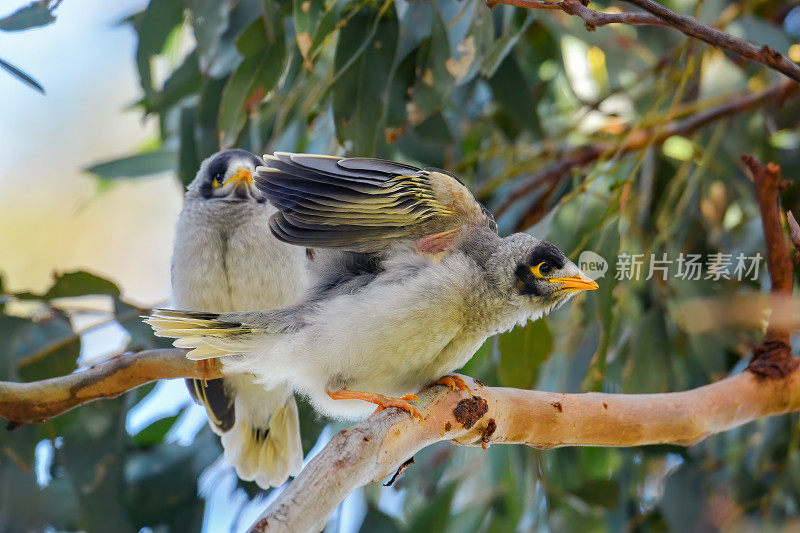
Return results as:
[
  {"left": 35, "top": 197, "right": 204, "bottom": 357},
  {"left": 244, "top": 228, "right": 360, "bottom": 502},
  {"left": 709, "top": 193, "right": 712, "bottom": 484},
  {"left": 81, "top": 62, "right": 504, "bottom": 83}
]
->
[
  {"left": 431, "top": 374, "right": 471, "bottom": 395},
  {"left": 327, "top": 390, "right": 423, "bottom": 421},
  {"left": 195, "top": 359, "right": 218, "bottom": 385}
]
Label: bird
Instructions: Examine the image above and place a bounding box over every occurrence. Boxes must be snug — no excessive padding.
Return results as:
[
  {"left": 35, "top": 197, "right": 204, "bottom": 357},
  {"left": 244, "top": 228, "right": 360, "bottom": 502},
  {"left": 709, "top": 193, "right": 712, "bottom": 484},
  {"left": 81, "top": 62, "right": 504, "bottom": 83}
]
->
[
  {"left": 170, "top": 149, "right": 311, "bottom": 489},
  {"left": 148, "top": 152, "right": 598, "bottom": 427}
]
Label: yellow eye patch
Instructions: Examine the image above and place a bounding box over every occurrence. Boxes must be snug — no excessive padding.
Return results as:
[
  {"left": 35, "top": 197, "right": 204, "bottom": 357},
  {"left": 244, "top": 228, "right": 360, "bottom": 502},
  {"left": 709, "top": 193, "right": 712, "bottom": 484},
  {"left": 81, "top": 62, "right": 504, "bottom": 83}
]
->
[
  {"left": 212, "top": 177, "right": 222, "bottom": 187},
  {"left": 530, "top": 261, "right": 552, "bottom": 278}
]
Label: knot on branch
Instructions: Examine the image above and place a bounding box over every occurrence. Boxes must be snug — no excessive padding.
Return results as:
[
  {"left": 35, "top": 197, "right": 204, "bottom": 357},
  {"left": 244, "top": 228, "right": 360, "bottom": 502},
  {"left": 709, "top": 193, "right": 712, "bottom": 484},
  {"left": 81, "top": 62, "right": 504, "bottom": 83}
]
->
[
  {"left": 453, "top": 395, "right": 488, "bottom": 429},
  {"left": 748, "top": 339, "right": 797, "bottom": 379},
  {"left": 760, "top": 45, "right": 783, "bottom": 67}
]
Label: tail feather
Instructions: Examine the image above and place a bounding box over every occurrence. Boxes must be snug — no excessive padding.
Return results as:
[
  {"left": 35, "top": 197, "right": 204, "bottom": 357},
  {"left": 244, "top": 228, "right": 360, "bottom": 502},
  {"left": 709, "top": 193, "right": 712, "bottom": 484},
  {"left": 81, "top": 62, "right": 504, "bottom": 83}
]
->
[
  {"left": 218, "top": 380, "right": 304, "bottom": 489},
  {"left": 148, "top": 308, "right": 303, "bottom": 488},
  {"left": 144, "top": 309, "right": 254, "bottom": 359}
]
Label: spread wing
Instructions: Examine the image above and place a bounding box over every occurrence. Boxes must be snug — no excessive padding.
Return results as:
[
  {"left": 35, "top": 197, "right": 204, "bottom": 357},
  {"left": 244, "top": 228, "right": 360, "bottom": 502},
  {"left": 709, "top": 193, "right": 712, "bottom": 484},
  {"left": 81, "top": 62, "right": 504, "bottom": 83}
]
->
[{"left": 255, "top": 152, "right": 496, "bottom": 253}]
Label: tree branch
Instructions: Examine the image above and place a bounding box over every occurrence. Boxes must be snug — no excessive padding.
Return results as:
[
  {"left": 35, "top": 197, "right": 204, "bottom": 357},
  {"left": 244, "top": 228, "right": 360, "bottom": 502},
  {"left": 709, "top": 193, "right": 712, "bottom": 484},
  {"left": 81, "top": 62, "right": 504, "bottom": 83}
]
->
[
  {"left": 2, "top": 345, "right": 799, "bottom": 531},
  {"left": 486, "top": 0, "right": 800, "bottom": 83},
  {"left": 623, "top": 0, "right": 800, "bottom": 83},
  {"left": 495, "top": 80, "right": 799, "bottom": 223},
  {"left": 742, "top": 155, "right": 798, "bottom": 378},
  {"left": 0, "top": 348, "right": 219, "bottom": 425},
  {"left": 485, "top": 0, "right": 669, "bottom": 30},
  {"left": 248, "top": 370, "right": 800, "bottom": 532}
]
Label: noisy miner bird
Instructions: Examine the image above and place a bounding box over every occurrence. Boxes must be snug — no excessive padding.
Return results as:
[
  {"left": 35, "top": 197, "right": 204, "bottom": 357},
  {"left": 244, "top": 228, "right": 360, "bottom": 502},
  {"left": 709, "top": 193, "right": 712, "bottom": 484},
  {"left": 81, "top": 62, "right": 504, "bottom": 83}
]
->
[
  {"left": 149, "top": 152, "right": 597, "bottom": 427},
  {"left": 170, "top": 149, "right": 310, "bottom": 489}
]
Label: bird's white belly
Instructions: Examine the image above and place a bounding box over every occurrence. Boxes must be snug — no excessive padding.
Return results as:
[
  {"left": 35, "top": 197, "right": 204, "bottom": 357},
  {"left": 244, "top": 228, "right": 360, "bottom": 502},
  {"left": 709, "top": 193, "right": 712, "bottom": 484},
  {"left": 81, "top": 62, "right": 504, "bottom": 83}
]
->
[{"left": 263, "top": 317, "right": 484, "bottom": 421}]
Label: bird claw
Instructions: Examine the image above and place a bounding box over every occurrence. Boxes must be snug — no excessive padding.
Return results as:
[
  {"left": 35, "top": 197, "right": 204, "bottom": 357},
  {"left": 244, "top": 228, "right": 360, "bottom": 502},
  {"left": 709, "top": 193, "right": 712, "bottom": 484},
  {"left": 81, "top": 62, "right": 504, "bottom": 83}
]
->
[
  {"left": 431, "top": 375, "right": 471, "bottom": 396},
  {"left": 374, "top": 396, "right": 423, "bottom": 422},
  {"left": 195, "top": 359, "right": 218, "bottom": 385},
  {"left": 328, "top": 390, "right": 424, "bottom": 422}
]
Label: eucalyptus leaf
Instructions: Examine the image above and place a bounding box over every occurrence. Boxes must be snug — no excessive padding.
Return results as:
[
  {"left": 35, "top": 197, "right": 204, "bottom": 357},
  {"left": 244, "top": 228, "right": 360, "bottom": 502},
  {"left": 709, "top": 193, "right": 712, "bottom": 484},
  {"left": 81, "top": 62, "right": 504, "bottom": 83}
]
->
[
  {"left": 497, "top": 319, "right": 553, "bottom": 389},
  {"left": 218, "top": 16, "right": 286, "bottom": 145},
  {"left": 0, "top": 56, "right": 44, "bottom": 94},
  {"left": 332, "top": 8, "right": 399, "bottom": 155},
  {"left": 43, "top": 271, "right": 121, "bottom": 300},
  {"left": 85, "top": 151, "right": 177, "bottom": 180},
  {"left": 0, "top": 1, "right": 57, "bottom": 32}
]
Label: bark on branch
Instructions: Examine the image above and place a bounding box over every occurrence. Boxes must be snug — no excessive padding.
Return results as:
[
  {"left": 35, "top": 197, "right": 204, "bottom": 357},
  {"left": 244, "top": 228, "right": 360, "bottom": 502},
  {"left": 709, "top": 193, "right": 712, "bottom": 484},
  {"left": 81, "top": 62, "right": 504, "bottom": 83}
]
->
[
  {"left": 248, "top": 371, "right": 800, "bottom": 532},
  {"left": 742, "top": 155, "right": 798, "bottom": 378},
  {"left": 0, "top": 348, "right": 219, "bottom": 425},
  {"left": 486, "top": 0, "right": 800, "bottom": 83}
]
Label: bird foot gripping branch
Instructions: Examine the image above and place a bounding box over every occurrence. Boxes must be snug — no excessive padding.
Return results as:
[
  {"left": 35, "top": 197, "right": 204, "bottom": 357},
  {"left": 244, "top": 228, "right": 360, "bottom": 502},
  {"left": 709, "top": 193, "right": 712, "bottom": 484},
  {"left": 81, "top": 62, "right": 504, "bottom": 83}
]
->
[
  {"left": 327, "top": 390, "right": 423, "bottom": 421},
  {"left": 430, "top": 374, "right": 472, "bottom": 395}
]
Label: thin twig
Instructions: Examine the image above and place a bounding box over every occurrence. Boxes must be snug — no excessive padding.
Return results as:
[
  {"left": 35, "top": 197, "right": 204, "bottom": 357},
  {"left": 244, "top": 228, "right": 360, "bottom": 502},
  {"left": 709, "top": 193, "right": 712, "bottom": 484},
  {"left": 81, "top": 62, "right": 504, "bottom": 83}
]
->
[
  {"left": 487, "top": 0, "right": 800, "bottom": 83},
  {"left": 495, "top": 81, "right": 799, "bottom": 222},
  {"left": 486, "top": 0, "right": 669, "bottom": 30},
  {"left": 787, "top": 211, "right": 800, "bottom": 255},
  {"left": 623, "top": 0, "right": 800, "bottom": 83}
]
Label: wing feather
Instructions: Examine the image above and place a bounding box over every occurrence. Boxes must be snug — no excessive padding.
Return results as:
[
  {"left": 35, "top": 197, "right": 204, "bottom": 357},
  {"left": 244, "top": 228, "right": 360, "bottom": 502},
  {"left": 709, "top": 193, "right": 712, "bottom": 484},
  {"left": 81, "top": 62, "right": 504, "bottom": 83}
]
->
[{"left": 256, "top": 152, "right": 496, "bottom": 252}]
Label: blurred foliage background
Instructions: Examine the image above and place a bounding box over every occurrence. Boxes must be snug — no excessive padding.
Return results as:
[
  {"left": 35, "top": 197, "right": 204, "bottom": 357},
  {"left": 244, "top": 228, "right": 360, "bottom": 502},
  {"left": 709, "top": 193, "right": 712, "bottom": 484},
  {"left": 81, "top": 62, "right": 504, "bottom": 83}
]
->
[{"left": 2, "top": 0, "right": 800, "bottom": 531}]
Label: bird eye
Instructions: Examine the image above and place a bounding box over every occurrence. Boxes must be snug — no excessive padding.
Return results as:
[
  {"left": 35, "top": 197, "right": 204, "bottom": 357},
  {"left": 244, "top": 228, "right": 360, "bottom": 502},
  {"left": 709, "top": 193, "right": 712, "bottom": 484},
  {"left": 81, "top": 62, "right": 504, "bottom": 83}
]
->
[
  {"left": 532, "top": 261, "right": 553, "bottom": 277},
  {"left": 212, "top": 173, "right": 223, "bottom": 187}
]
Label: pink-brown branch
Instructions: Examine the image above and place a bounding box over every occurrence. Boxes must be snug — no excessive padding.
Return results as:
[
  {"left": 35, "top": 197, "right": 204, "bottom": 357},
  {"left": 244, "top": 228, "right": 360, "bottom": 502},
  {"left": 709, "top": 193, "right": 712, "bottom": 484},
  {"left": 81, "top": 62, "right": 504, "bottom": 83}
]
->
[
  {"left": 248, "top": 371, "right": 800, "bottom": 532},
  {"left": 0, "top": 348, "right": 217, "bottom": 424}
]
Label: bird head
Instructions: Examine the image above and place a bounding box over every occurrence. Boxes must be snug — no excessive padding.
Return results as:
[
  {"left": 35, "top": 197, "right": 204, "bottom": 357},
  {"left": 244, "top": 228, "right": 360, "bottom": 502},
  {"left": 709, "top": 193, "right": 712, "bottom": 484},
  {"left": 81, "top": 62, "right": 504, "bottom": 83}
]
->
[
  {"left": 187, "top": 149, "right": 265, "bottom": 203},
  {"left": 489, "top": 233, "right": 598, "bottom": 318}
]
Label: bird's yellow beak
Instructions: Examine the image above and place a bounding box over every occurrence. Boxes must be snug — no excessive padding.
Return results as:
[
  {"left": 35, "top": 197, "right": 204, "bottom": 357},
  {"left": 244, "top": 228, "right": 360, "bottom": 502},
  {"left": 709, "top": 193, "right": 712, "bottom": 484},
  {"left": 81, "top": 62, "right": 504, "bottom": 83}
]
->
[
  {"left": 547, "top": 273, "right": 599, "bottom": 291},
  {"left": 223, "top": 167, "right": 253, "bottom": 187}
]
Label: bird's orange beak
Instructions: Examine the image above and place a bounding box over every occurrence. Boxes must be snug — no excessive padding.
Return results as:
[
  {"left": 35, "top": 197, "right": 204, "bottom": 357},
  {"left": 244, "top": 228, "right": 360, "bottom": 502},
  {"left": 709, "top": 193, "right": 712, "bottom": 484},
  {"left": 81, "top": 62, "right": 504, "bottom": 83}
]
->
[
  {"left": 223, "top": 167, "right": 253, "bottom": 187},
  {"left": 547, "top": 273, "right": 599, "bottom": 291}
]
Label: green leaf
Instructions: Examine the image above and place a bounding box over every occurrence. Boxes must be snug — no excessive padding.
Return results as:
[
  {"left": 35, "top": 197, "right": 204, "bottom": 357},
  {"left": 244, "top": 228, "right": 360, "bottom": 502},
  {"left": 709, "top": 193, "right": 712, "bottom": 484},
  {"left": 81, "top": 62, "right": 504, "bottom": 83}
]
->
[
  {"left": 178, "top": 106, "right": 200, "bottom": 186},
  {"left": 133, "top": 0, "right": 185, "bottom": 94},
  {"left": 125, "top": 429, "right": 218, "bottom": 530},
  {"left": 114, "top": 299, "right": 172, "bottom": 352},
  {"left": 143, "top": 50, "right": 202, "bottom": 113},
  {"left": 497, "top": 319, "right": 553, "bottom": 389},
  {"left": 480, "top": 11, "right": 535, "bottom": 78},
  {"left": 218, "top": 16, "right": 286, "bottom": 145},
  {"left": 132, "top": 415, "right": 180, "bottom": 447},
  {"left": 85, "top": 150, "right": 177, "bottom": 180},
  {"left": 11, "top": 310, "right": 80, "bottom": 382},
  {"left": 402, "top": 8, "right": 451, "bottom": 125},
  {"left": 188, "top": 0, "right": 233, "bottom": 72},
  {"left": 660, "top": 462, "right": 710, "bottom": 532},
  {"left": 0, "top": 1, "right": 57, "bottom": 31},
  {"left": 568, "top": 478, "right": 619, "bottom": 508},
  {"left": 623, "top": 310, "right": 671, "bottom": 393},
  {"left": 197, "top": 76, "right": 227, "bottom": 155},
  {"left": 0, "top": 56, "right": 44, "bottom": 94},
  {"left": 43, "top": 271, "right": 121, "bottom": 300},
  {"left": 359, "top": 503, "right": 400, "bottom": 533},
  {"left": 488, "top": 53, "right": 542, "bottom": 139},
  {"left": 293, "top": 0, "right": 322, "bottom": 67},
  {"left": 0, "top": 434, "right": 80, "bottom": 530},
  {"left": 58, "top": 398, "right": 136, "bottom": 533},
  {"left": 405, "top": 482, "right": 457, "bottom": 532},
  {"left": 332, "top": 8, "right": 399, "bottom": 155}
]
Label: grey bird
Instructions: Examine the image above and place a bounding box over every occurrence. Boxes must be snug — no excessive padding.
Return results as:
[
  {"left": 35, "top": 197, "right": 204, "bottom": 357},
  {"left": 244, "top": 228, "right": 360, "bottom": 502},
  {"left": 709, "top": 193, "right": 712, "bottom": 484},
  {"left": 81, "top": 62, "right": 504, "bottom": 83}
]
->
[
  {"left": 170, "top": 149, "right": 310, "bottom": 488},
  {"left": 149, "top": 152, "right": 597, "bottom": 427}
]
